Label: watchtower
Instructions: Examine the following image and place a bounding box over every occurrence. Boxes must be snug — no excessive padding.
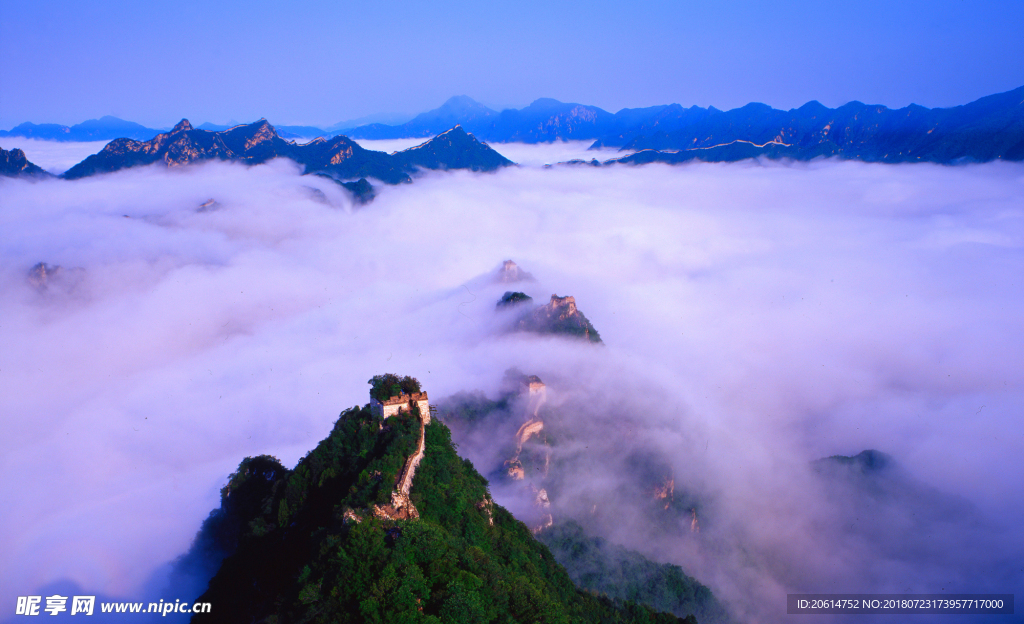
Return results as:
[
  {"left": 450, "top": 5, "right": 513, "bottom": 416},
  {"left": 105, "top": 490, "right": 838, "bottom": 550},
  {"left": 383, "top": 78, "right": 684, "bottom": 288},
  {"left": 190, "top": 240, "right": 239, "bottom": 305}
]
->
[{"left": 370, "top": 391, "right": 431, "bottom": 424}]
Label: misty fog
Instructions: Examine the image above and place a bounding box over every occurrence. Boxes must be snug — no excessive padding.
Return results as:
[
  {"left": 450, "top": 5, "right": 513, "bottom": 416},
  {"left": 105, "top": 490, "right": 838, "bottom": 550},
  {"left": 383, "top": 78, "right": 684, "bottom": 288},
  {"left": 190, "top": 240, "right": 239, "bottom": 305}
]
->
[
  {"left": 1, "top": 144, "right": 1022, "bottom": 622},
  {"left": 0, "top": 139, "right": 109, "bottom": 175}
]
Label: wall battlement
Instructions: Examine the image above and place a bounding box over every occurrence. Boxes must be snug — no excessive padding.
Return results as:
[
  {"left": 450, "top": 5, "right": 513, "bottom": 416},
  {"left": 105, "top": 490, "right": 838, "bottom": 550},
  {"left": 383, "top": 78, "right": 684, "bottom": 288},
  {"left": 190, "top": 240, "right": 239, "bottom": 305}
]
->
[{"left": 370, "top": 391, "right": 431, "bottom": 424}]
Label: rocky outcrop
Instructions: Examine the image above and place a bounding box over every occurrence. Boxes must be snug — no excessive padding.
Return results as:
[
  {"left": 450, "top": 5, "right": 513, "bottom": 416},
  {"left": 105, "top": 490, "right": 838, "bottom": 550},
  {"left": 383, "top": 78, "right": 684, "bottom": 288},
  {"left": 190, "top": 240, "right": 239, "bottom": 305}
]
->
[
  {"left": 61, "top": 118, "right": 410, "bottom": 185},
  {"left": 653, "top": 476, "right": 674, "bottom": 511},
  {"left": 196, "top": 199, "right": 221, "bottom": 212},
  {"left": 27, "top": 262, "right": 61, "bottom": 289},
  {"left": 531, "top": 486, "right": 553, "bottom": 533},
  {"left": 27, "top": 262, "right": 84, "bottom": 294},
  {"left": 60, "top": 120, "right": 513, "bottom": 193},
  {"left": 516, "top": 294, "right": 602, "bottom": 343},
  {"left": 476, "top": 496, "right": 495, "bottom": 526},
  {"left": 495, "top": 259, "right": 534, "bottom": 283},
  {"left": 496, "top": 291, "right": 533, "bottom": 308},
  {"left": 0, "top": 147, "right": 48, "bottom": 177}
]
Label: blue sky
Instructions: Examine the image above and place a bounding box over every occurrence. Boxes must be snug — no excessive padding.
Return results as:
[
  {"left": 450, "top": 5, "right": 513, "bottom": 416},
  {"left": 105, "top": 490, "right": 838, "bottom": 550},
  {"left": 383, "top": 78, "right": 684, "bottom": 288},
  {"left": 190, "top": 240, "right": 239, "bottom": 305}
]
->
[{"left": 1, "top": 0, "right": 1023, "bottom": 128}]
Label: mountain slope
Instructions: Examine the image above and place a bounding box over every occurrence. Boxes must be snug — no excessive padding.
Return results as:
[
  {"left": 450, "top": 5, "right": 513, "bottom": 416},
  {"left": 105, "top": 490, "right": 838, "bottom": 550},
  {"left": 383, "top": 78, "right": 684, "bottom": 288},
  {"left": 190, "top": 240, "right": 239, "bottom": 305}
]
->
[
  {"left": 394, "top": 126, "right": 512, "bottom": 172},
  {"left": 187, "top": 382, "right": 691, "bottom": 623},
  {"left": 483, "top": 98, "right": 616, "bottom": 143},
  {"left": 539, "top": 522, "right": 731, "bottom": 624},
  {"left": 508, "top": 294, "right": 603, "bottom": 343},
  {"left": 0, "top": 147, "right": 49, "bottom": 177}
]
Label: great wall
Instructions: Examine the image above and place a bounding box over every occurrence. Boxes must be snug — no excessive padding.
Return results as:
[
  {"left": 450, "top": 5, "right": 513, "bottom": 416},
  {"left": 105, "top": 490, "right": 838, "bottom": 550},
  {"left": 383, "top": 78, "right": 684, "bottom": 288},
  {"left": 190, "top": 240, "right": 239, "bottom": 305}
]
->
[
  {"left": 365, "top": 392, "right": 432, "bottom": 521},
  {"left": 344, "top": 386, "right": 499, "bottom": 527}
]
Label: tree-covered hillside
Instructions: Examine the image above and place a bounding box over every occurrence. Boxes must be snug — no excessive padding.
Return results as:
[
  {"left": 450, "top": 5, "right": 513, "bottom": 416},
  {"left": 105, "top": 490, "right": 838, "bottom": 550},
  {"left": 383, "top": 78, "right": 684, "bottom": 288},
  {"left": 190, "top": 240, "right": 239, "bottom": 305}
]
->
[
  {"left": 189, "top": 394, "right": 694, "bottom": 623},
  {"left": 538, "top": 522, "right": 731, "bottom": 624}
]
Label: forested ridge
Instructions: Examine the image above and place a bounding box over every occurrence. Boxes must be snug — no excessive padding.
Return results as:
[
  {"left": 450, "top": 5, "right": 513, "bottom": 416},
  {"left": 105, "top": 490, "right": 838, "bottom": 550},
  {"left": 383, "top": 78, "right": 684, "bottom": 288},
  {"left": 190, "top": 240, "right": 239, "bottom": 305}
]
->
[{"left": 188, "top": 397, "right": 695, "bottom": 623}]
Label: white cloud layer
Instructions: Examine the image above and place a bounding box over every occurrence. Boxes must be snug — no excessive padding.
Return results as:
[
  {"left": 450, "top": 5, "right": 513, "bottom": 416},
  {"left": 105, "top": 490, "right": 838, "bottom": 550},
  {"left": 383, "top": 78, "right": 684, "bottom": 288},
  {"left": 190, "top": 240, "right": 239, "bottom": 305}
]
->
[
  {"left": 0, "top": 139, "right": 108, "bottom": 174},
  {"left": 1, "top": 150, "right": 1022, "bottom": 621},
  {"left": 352, "top": 137, "right": 436, "bottom": 154}
]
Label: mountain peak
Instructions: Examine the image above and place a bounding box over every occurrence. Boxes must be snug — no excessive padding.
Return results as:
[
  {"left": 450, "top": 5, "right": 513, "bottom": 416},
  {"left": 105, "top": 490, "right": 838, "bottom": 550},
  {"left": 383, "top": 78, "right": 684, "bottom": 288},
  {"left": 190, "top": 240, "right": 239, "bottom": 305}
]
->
[
  {"left": 510, "top": 292, "right": 602, "bottom": 343},
  {"left": 171, "top": 119, "right": 193, "bottom": 134},
  {"left": 797, "top": 100, "right": 829, "bottom": 114},
  {"left": 439, "top": 95, "right": 487, "bottom": 111},
  {"left": 250, "top": 118, "right": 276, "bottom": 134},
  {"left": 394, "top": 125, "right": 513, "bottom": 172},
  {"left": 525, "top": 97, "right": 568, "bottom": 112},
  {"left": 1, "top": 146, "right": 49, "bottom": 177},
  {"left": 393, "top": 96, "right": 498, "bottom": 137},
  {"left": 496, "top": 259, "right": 534, "bottom": 283}
]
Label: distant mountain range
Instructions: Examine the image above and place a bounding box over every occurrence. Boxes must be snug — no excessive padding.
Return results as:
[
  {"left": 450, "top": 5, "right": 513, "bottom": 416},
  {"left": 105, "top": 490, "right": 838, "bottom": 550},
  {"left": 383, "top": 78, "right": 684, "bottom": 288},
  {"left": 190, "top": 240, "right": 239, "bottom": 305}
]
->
[
  {"left": 1, "top": 120, "right": 511, "bottom": 205},
  {"left": 195, "top": 122, "right": 331, "bottom": 140},
  {"left": 58, "top": 120, "right": 508, "bottom": 197},
  {"left": 6, "top": 85, "right": 1023, "bottom": 164},
  {"left": 0, "top": 115, "right": 166, "bottom": 142},
  {"left": 602, "top": 86, "right": 1024, "bottom": 164},
  {"left": 331, "top": 86, "right": 1024, "bottom": 163},
  {"left": 3, "top": 86, "right": 1022, "bottom": 178}
]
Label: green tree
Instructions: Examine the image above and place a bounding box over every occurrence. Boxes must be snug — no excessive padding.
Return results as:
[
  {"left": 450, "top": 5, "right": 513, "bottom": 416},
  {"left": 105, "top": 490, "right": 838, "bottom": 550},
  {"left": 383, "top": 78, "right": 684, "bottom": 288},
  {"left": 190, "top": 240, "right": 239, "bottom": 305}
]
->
[{"left": 369, "top": 373, "right": 422, "bottom": 401}]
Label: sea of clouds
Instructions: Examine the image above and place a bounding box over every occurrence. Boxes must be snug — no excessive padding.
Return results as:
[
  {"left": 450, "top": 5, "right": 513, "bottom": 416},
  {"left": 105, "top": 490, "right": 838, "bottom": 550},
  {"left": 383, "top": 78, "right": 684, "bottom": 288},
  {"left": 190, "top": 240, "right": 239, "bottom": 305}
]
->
[
  {"left": 0, "top": 138, "right": 110, "bottom": 175},
  {"left": 1, "top": 142, "right": 1022, "bottom": 622}
]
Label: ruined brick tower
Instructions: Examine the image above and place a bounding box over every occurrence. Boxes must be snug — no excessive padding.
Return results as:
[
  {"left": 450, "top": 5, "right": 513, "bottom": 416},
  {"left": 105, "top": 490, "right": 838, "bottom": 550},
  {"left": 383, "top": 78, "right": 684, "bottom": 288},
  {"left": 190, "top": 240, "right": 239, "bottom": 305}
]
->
[{"left": 370, "top": 392, "right": 431, "bottom": 424}]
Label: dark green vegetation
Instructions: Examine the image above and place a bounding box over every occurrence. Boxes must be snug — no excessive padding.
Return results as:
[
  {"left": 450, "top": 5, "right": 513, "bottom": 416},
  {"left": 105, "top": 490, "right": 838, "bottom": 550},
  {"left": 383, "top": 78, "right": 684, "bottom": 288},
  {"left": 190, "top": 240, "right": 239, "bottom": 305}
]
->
[
  {"left": 538, "top": 523, "right": 730, "bottom": 624},
  {"left": 59, "top": 119, "right": 511, "bottom": 190},
  {"left": 189, "top": 397, "right": 692, "bottom": 623},
  {"left": 497, "top": 291, "right": 534, "bottom": 308},
  {"left": 368, "top": 373, "right": 423, "bottom": 402},
  {"left": 0, "top": 146, "right": 48, "bottom": 177}
]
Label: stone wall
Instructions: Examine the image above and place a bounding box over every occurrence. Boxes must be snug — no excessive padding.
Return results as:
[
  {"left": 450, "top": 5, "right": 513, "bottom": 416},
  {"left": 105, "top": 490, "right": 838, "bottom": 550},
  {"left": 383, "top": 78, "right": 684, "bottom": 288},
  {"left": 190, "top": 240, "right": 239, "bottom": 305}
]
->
[{"left": 370, "top": 392, "right": 430, "bottom": 423}]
